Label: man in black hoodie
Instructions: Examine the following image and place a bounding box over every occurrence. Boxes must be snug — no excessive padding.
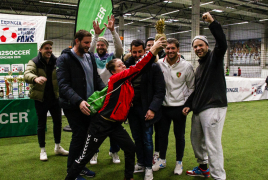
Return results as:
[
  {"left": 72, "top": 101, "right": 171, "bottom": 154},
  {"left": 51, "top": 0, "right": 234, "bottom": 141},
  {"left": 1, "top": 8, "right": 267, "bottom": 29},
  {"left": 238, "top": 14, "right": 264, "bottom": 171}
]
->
[
  {"left": 56, "top": 30, "right": 105, "bottom": 180},
  {"left": 183, "top": 12, "right": 227, "bottom": 180}
]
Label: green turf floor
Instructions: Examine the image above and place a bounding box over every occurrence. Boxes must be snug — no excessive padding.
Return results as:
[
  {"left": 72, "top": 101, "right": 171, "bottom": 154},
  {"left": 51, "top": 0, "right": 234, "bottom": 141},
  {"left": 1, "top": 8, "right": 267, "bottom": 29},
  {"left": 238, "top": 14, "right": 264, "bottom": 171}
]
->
[{"left": 0, "top": 100, "right": 268, "bottom": 180}]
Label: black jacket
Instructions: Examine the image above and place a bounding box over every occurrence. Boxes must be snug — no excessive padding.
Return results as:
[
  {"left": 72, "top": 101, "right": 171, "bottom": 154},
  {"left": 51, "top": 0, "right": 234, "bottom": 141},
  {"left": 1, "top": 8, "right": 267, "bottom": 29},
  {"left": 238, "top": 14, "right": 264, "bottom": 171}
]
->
[
  {"left": 125, "top": 56, "right": 166, "bottom": 127},
  {"left": 56, "top": 48, "right": 105, "bottom": 109},
  {"left": 185, "top": 21, "right": 227, "bottom": 114}
]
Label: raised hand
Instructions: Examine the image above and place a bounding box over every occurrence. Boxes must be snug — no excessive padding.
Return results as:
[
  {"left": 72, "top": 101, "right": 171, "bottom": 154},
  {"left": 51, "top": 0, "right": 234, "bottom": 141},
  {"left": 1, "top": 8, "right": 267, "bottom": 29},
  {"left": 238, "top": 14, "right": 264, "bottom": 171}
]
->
[
  {"left": 202, "top": 12, "right": 214, "bottom": 24},
  {"left": 93, "top": 20, "right": 105, "bottom": 35},
  {"left": 104, "top": 15, "right": 115, "bottom": 32}
]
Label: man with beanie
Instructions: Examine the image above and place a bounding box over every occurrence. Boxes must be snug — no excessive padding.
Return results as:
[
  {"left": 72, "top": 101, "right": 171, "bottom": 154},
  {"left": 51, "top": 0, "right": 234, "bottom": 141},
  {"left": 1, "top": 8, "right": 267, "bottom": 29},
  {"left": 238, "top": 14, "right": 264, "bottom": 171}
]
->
[
  {"left": 24, "top": 40, "right": 69, "bottom": 161},
  {"left": 89, "top": 15, "right": 123, "bottom": 165},
  {"left": 182, "top": 12, "right": 227, "bottom": 180}
]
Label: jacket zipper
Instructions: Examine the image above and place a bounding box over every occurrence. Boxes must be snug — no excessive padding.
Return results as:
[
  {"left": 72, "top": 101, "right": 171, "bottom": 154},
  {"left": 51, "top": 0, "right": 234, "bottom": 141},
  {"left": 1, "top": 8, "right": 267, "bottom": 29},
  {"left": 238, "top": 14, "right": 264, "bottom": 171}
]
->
[{"left": 113, "top": 102, "right": 121, "bottom": 114}]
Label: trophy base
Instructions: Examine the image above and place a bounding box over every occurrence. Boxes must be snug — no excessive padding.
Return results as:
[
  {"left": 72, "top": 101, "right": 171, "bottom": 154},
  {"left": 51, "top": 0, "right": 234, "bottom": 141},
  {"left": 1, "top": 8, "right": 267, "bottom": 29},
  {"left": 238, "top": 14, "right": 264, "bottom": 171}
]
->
[
  {"left": 18, "top": 93, "right": 24, "bottom": 98},
  {"left": 7, "top": 94, "right": 14, "bottom": 99}
]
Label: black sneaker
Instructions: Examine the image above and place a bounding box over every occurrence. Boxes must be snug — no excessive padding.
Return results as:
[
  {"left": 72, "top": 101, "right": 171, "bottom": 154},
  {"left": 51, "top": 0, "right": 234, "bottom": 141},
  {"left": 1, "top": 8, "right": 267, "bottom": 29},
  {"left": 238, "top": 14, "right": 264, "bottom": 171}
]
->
[{"left": 80, "top": 167, "right": 95, "bottom": 177}]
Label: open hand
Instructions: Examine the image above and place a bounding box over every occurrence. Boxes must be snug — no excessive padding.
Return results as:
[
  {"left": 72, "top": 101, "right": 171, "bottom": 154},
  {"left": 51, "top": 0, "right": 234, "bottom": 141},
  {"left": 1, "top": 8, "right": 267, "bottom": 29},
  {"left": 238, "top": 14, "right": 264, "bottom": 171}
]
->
[
  {"left": 104, "top": 15, "right": 115, "bottom": 32},
  {"left": 93, "top": 20, "right": 105, "bottom": 35},
  {"left": 34, "top": 76, "right": 47, "bottom": 85}
]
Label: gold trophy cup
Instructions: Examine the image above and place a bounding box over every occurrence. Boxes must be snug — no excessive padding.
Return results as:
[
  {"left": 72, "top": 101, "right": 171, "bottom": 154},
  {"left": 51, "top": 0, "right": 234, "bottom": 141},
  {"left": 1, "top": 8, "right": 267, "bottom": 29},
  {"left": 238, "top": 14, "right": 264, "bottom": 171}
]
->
[
  {"left": 16, "top": 71, "right": 25, "bottom": 98},
  {"left": 155, "top": 18, "right": 166, "bottom": 42},
  {"left": 4, "top": 71, "right": 14, "bottom": 99}
]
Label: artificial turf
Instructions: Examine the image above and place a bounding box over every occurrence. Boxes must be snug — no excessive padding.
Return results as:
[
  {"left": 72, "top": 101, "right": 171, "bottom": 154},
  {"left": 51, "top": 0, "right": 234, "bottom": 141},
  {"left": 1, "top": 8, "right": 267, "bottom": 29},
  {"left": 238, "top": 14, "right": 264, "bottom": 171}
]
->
[{"left": 0, "top": 100, "right": 267, "bottom": 180}]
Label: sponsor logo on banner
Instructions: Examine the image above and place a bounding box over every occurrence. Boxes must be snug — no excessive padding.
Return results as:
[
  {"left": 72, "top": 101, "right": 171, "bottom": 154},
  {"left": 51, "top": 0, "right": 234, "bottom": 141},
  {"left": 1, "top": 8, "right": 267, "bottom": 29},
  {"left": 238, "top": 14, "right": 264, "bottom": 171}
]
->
[
  {"left": 239, "top": 87, "right": 250, "bottom": 92},
  {"left": 226, "top": 88, "right": 239, "bottom": 92},
  {"left": 0, "top": 112, "right": 28, "bottom": 124},
  {"left": 251, "top": 86, "right": 262, "bottom": 96}
]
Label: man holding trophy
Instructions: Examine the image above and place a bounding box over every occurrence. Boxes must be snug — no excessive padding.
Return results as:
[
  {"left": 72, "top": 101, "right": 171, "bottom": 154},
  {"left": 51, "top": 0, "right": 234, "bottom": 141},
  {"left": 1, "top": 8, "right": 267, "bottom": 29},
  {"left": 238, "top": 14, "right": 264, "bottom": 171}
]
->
[{"left": 24, "top": 40, "right": 69, "bottom": 161}]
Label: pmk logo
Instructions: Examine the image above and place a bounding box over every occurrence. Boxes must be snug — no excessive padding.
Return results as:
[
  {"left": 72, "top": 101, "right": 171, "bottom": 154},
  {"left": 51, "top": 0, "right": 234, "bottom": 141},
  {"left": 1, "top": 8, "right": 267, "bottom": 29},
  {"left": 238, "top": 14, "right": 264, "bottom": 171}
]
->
[{"left": 251, "top": 86, "right": 262, "bottom": 96}]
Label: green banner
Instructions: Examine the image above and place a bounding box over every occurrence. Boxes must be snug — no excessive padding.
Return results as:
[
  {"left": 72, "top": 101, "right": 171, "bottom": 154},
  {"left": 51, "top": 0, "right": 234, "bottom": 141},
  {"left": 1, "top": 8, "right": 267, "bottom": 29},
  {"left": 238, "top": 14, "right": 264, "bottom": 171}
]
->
[
  {"left": 76, "top": 0, "right": 113, "bottom": 36},
  {"left": 0, "top": 43, "right": 37, "bottom": 75},
  {"left": 0, "top": 97, "right": 38, "bottom": 138}
]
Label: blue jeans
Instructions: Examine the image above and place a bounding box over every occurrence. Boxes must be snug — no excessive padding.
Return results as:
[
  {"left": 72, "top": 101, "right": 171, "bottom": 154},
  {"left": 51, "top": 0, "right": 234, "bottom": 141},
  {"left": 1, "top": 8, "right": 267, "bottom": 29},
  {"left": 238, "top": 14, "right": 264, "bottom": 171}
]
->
[{"left": 128, "top": 105, "right": 153, "bottom": 168}]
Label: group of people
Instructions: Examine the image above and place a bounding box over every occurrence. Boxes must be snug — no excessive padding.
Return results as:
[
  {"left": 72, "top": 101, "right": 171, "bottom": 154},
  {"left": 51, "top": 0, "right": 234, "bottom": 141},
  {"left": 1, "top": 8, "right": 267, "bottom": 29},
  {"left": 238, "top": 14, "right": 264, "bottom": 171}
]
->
[{"left": 24, "top": 12, "right": 228, "bottom": 180}]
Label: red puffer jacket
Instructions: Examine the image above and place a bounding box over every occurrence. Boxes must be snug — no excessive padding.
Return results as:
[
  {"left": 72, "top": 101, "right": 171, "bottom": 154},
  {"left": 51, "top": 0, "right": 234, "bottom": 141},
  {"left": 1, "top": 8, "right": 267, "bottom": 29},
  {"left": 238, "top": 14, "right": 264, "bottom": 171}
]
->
[{"left": 99, "top": 51, "right": 155, "bottom": 121}]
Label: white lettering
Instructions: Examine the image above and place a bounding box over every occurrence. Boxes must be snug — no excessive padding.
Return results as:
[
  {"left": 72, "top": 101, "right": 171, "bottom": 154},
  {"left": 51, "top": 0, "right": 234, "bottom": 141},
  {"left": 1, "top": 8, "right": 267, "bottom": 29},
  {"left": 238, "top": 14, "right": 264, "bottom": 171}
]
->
[
  {"left": 19, "top": 112, "right": 28, "bottom": 123},
  {"left": 10, "top": 113, "right": 18, "bottom": 123},
  {"left": 0, "top": 113, "right": 8, "bottom": 124}
]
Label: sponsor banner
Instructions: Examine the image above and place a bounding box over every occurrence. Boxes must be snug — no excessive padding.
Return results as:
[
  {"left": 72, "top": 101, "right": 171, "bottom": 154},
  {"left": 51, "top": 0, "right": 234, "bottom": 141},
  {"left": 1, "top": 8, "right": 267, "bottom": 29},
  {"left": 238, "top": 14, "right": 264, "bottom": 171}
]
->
[
  {"left": 0, "top": 13, "right": 46, "bottom": 47},
  {"left": 226, "top": 77, "right": 268, "bottom": 102},
  {"left": 0, "top": 97, "right": 37, "bottom": 137},
  {"left": 76, "top": 0, "right": 112, "bottom": 37}
]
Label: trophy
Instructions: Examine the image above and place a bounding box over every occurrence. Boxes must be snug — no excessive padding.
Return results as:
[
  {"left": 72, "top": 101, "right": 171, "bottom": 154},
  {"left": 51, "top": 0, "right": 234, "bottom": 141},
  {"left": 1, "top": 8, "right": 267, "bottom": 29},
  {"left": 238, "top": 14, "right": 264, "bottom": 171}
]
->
[
  {"left": 16, "top": 71, "right": 25, "bottom": 98},
  {"left": 4, "top": 71, "right": 14, "bottom": 99},
  {"left": 155, "top": 18, "right": 166, "bottom": 41}
]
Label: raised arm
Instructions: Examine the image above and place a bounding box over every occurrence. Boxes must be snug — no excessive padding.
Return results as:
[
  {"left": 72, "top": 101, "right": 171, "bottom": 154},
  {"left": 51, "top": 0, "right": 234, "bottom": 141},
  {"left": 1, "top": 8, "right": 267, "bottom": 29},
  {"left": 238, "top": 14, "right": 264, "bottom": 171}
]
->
[
  {"left": 89, "top": 20, "right": 105, "bottom": 53},
  {"left": 104, "top": 15, "right": 123, "bottom": 58},
  {"left": 203, "top": 12, "right": 227, "bottom": 58}
]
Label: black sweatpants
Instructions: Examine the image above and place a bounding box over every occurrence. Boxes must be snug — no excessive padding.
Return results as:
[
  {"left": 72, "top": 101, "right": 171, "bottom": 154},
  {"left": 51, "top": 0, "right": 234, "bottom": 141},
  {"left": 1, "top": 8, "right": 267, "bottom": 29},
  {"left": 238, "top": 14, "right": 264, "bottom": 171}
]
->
[
  {"left": 35, "top": 99, "right": 62, "bottom": 148},
  {"left": 159, "top": 106, "right": 186, "bottom": 161},
  {"left": 65, "top": 114, "right": 135, "bottom": 180}
]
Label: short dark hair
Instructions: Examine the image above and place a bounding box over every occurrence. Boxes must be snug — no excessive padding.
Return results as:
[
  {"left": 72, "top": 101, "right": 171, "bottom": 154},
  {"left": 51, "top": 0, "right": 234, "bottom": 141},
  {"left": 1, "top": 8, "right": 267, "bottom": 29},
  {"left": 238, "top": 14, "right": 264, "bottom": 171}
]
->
[
  {"left": 106, "top": 59, "right": 119, "bottom": 74},
  {"left": 74, "top": 30, "right": 92, "bottom": 45},
  {"left": 167, "top": 38, "right": 180, "bottom": 48},
  {"left": 145, "top": 37, "right": 155, "bottom": 46},
  {"left": 131, "top": 39, "right": 145, "bottom": 50}
]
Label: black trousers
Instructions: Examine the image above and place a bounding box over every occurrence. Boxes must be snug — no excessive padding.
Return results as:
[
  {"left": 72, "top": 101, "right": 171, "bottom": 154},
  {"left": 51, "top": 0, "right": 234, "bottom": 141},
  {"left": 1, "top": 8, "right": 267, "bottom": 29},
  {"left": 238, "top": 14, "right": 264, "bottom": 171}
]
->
[
  {"left": 63, "top": 109, "right": 91, "bottom": 171},
  {"left": 154, "top": 121, "right": 160, "bottom": 152},
  {"left": 65, "top": 114, "right": 135, "bottom": 180},
  {"left": 159, "top": 106, "right": 186, "bottom": 161},
  {"left": 35, "top": 99, "right": 62, "bottom": 148}
]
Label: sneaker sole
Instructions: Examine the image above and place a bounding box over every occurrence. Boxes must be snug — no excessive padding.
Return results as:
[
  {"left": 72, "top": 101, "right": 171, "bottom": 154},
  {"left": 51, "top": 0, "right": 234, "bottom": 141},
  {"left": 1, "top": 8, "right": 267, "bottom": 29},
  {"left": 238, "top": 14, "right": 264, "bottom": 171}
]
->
[
  {"left": 174, "top": 171, "right": 183, "bottom": 175},
  {"left": 90, "top": 162, "right": 97, "bottom": 165},
  {"left": 134, "top": 169, "right": 145, "bottom": 173},
  {"left": 186, "top": 173, "right": 210, "bottom": 178},
  {"left": 80, "top": 174, "right": 95, "bottom": 178},
  {"left": 113, "top": 160, "right": 121, "bottom": 164}
]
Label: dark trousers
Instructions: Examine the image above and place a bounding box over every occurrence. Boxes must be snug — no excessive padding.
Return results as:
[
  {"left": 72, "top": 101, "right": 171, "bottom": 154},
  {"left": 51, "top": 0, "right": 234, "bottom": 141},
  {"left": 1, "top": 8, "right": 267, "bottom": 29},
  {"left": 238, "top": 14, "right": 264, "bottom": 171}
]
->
[
  {"left": 65, "top": 114, "right": 135, "bottom": 180},
  {"left": 63, "top": 109, "right": 91, "bottom": 171},
  {"left": 154, "top": 121, "right": 160, "bottom": 152},
  {"left": 35, "top": 99, "right": 62, "bottom": 148},
  {"left": 128, "top": 105, "right": 154, "bottom": 168},
  {"left": 159, "top": 106, "right": 186, "bottom": 161}
]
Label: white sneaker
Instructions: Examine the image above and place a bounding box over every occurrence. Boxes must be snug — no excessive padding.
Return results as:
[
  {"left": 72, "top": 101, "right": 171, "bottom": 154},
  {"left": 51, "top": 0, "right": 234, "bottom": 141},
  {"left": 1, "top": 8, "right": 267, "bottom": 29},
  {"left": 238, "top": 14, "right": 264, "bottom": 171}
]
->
[
  {"left": 174, "top": 161, "right": 183, "bottom": 175},
  {"left": 109, "top": 152, "right": 121, "bottom": 164},
  {"left": 152, "top": 158, "right": 166, "bottom": 171},
  {"left": 144, "top": 167, "right": 153, "bottom": 180},
  {"left": 153, "top": 152, "right": 159, "bottom": 164},
  {"left": 90, "top": 153, "right": 98, "bottom": 165},
  {"left": 134, "top": 163, "right": 145, "bottom": 173},
  {"left": 40, "top": 151, "right": 48, "bottom": 161},
  {"left": 54, "top": 146, "right": 69, "bottom": 155}
]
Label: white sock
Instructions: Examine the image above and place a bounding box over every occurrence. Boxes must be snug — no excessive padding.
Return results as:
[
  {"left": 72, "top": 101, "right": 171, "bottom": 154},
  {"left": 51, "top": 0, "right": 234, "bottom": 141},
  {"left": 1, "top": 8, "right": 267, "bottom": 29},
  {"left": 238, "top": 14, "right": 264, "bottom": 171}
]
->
[
  {"left": 41, "top": 147, "right": 46, "bottom": 153},
  {"left": 55, "top": 143, "right": 60, "bottom": 149}
]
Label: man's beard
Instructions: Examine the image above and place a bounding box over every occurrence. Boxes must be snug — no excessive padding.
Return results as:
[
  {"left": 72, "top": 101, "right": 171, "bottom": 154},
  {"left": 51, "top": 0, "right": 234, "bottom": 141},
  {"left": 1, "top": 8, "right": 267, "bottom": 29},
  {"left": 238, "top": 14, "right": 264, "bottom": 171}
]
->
[
  {"left": 78, "top": 44, "right": 88, "bottom": 55},
  {"left": 97, "top": 48, "right": 107, "bottom": 57},
  {"left": 167, "top": 53, "right": 178, "bottom": 61}
]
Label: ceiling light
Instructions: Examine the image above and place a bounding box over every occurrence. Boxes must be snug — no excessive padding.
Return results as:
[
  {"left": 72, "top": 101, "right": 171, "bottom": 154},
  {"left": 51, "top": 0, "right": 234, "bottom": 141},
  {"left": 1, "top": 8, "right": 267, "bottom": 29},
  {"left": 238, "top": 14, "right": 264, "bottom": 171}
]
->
[
  {"left": 259, "top": 19, "right": 268, "bottom": 21},
  {"left": 166, "top": 30, "right": 192, "bottom": 35},
  {"left": 189, "top": 1, "right": 213, "bottom": 9},
  {"left": 212, "top": 9, "right": 223, "bottom": 13},
  {"left": 39, "top": 1, "right": 77, "bottom": 7},
  {"left": 163, "top": 1, "right": 172, "bottom": 3},
  {"left": 139, "top": 17, "right": 153, "bottom": 21},
  {"left": 47, "top": 20, "right": 75, "bottom": 24},
  {"left": 173, "top": 19, "right": 179, "bottom": 22},
  {"left": 224, "top": 21, "right": 248, "bottom": 26},
  {"left": 160, "top": 10, "right": 180, "bottom": 16},
  {"left": 200, "top": 1, "right": 214, "bottom": 6},
  {"left": 226, "top": 7, "right": 235, "bottom": 9},
  {"left": 124, "top": 13, "right": 132, "bottom": 16}
]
